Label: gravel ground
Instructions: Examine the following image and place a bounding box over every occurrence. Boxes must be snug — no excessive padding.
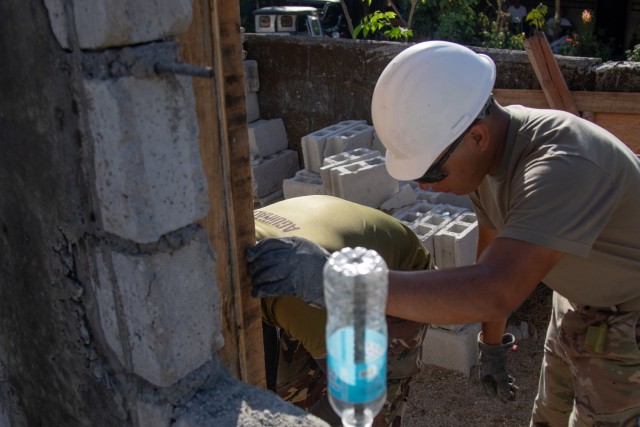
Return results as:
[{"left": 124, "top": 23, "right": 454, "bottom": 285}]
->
[{"left": 404, "top": 285, "right": 552, "bottom": 426}]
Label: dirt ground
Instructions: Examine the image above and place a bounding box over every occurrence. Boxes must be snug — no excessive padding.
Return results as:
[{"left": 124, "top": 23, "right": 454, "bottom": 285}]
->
[{"left": 403, "top": 284, "right": 553, "bottom": 427}]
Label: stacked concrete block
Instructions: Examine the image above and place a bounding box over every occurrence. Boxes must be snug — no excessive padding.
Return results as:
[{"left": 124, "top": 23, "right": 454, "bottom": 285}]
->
[
  {"left": 408, "top": 212, "right": 452, "bottom": 255},
  {"left": 392, "top": 200, "right": 438, "bottom": 228},
  {"left": 416, "top": 187, "right": 474, "bottom": 210},
  {"left": 372, "top": 130, "right": 386, "bottom": 154},
  {"left": 393, "top": 201, "right": 441, "bottom": 254},
  {"left": 434, "top": 212, "right": 479, "bottom": 269},
  {"left": 283, "top": 169, "right": 324, "bottom": 199},
  {"left": 45, "top": 0, "right": 193, "bottom": 50},
  {"left": 323, "top": 123, "right": 375, "bottom": 159},
  {"left": 251, "top": 149, "right": 299, "bottom": 200},
  {"left": 254, "top": 190, "right": 285, "bottom": 209},
  {"left": 422, "top": 323, "right": 482, "bottom": 376},
  {"left": 379, "top": 183, "right": 417, "bottom": 212},
  {"left": 330, "top": 155, "right": 399, "bottom": 208},
  {"left": 84, "top": 74, "right": 210, "bottom": 244},
  {"left": 246, "top": 92, "right": 260, "bottom": 124},
  {"left": 247, "top": 118, "right": 288, "bottom": 158},
  {"left": 244, "top": 60, "right": 260, "bottom": 123},
  {"left": 301, "top": 120, "right": 367, "bottom": 173},
  {"left": 247, "top": 118, "right": 299, "bottom": 204},
  {"left": 92, "top": 227, "right": 221, "bottom": 387},
  {"left": 320, "top": 148, "right": 380, "bottom": 195}
]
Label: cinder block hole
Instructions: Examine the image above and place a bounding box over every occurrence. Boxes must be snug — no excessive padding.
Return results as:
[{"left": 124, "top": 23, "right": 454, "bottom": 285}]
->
[
  {"left": 426, "top": 216, "right": 448, "bottom": 226},
  {"left": 448, "top": 224, "right": 467, "bottom": 233},
  {"left": 399, "top": 212, "right": 420, "bottom": 222},
  {"left": 415, "top": 224, "right": 435, "bottom": 235},
  {"left": 457, "top": 213, "right": 476, "bottom": 224}
]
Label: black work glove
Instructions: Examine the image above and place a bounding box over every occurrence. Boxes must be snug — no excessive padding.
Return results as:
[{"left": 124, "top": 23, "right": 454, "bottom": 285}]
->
[
  {"left": 478, "top": 332, "right": 518, "bottom": 404},
  {"left": 246, "top": 237, "right": 330, "bottom": 308}
]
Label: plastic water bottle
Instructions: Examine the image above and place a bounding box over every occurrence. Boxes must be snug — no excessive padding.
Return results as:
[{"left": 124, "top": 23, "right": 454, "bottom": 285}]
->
[{"left": 323, "top": 247, "right": 388, "bottom": 427}]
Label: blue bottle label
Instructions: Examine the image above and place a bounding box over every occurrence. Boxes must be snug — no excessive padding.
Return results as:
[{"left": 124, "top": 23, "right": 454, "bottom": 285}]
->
[{"left": 327, "top": 327, "right": 387, "bottom": 404}]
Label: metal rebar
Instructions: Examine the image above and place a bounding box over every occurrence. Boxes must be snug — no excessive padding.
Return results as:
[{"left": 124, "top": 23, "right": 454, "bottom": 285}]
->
[{"left": 154, "top": 62, "right": 215, "bottom": 78}]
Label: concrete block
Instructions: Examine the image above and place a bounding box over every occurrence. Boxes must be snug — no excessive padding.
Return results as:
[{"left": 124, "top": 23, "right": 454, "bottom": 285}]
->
[
  {"left": 251, "top": 149, "right": 299, "bottom": 198},
  {"left": 172, "top": 366, "right": 327, "bottom": 426},
  {"left": 411, "top": 214, "right": 452, "bottom": 257},
  {"left": 372, "top": 130, "right": 386, "bottom": 154},
  {"left": 92, "top": 227, "right": 221, "bottom": 387},
  {"left": 254, "top": 189, "right": 284, "bottom": 208},
  {"left": 247, "top": 118, "right": 288, "bottom": 158},
  {"left": 283, "top": 169, "right": 324, "bottom": 199},
  {"left": 392, "top": 200, "right": 437, "bottom": 228},
  {"left": 320, "top": 148, "right": 380, "bottom": 195},
  {"left": 379, "top": 183, "right": 417, "bottom": 213},
  {"left": 135, "top": 400, "right": 172, "bottom": 427},
  {"left": 506, "top": 321, "right": 530, "bottom": 342},
  {"left": 45, "top": 0, "right": 192, "bottom": 50},
  {"left": 84, "top": 76, "right": 209, "bottom": 244},
  {"left": 330, "top": 156, "right": 399, "bottom": 208},
  {"left": 245, "top": 92, "right": 260, "bottom": 124},
  {"left": 301, "top": 120, "right": 366, "bottom": 173},
  {"left": 434, "top": 217, "right": 479, "bottom": 269},
  {"left": 416, "top": 188, "right": 474, "bottom": 210},
  {"left": 323, "top": 124, "right": 374, "bottom": 159},
  {"left": 430, "top": 203, "right": 470, "bottom": 220},
  {"left": 422, "top": 323, "right": 481, "bottom": 376},
  {"left": 243, "top": 60, "right": 260, "bottom": 93}
]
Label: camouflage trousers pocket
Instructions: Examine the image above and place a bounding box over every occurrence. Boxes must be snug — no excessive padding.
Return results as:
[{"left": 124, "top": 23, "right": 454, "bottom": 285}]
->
[{"left": 585, "top": 405, "right": 640, "bottom": 427}]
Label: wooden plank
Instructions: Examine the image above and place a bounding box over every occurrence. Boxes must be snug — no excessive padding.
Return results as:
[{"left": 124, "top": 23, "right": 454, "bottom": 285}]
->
[
  {"left": 572, "top": 92, "right": 640, "bottom": 114},
  {"left": 493, "top": 89, "right": 640, "bottom": 114},
  {"left": 493, "top": 89, "right": 640, "bottom": 153},
  {"left": 210, "top": 0, "right": 266, "bottom": 388},
  {"left": 523, "top": 31, "right": 580, "bottom": 115},
  {"left": 177, "top": 0, "right": 265, "bottom": 387},
  {"left": 594, "top": 113, "right": 640, "bottom": 153}
]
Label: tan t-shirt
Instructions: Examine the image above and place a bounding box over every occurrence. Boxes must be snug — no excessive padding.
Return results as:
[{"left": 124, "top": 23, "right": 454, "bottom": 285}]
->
[{"left": 470, "top": 106, "right": 640, "bottom": 306}]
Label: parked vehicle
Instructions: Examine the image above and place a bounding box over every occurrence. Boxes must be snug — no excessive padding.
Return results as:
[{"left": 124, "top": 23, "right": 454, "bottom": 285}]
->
[{"left": 253, "top": 6, "right": 324, "bottom": 37}]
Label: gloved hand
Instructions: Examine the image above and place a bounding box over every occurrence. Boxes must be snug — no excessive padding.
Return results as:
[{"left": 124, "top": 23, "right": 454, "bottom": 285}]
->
[
  {"left": 478, "top": 332, "right": 518, "bottom": 404},
  {"left": 246, "top": 237, "right": 330, "bottom": 308}
]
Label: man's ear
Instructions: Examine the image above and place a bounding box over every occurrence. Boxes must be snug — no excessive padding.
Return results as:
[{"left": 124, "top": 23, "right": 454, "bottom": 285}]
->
[{"left": 469, "top": 123, "right": 490, "bottom": 152}]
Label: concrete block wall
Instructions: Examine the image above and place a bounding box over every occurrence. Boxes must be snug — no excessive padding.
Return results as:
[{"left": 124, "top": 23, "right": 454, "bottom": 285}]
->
[
  {"left": 84, "top": 75, "right": 209, "bottom": 244},
  {"left": 245, "top": 60, "right": 261, "bottom": 122},
  {"left": 242, "top": 58, "right": 300, "bottom": 206},
  {"left": 45, "top": 0, "right": 193, "bottom": 50},
  {"left": 0, "top": 1, "right": 324, "bottom": 426}
]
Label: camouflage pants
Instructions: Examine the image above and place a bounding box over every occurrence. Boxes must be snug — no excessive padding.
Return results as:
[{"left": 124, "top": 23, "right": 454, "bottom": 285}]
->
[
  {"left": 531, "top": 292, "right": 640, "bottom": 427},
  {"left": 272, "top": 307, "right": 427, "bottom": 427}
]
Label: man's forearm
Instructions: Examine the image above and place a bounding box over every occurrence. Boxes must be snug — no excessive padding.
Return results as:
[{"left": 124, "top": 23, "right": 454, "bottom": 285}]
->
[
  {"left": 385, "top": 266, "right": 514, "bottom": 325},
  {"left": 481, "top": 320, "right": 508, "bottom": 344}
]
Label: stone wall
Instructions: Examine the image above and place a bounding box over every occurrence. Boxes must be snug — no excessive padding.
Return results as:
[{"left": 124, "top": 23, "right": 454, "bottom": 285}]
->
[
  {"left": 0, "top": 1, "right": 324, "bottom": 426},
  {"left": 244, "top": 34, "right": 640, "bottom": 158}
]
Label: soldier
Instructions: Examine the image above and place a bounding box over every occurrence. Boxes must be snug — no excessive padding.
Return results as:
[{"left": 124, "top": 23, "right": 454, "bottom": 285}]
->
[
  {"left": 250, "top": 194, "right": 434, "bottom": 426},
  {"left": 249, "top": 41, "right": 640, "bottom": 426}
]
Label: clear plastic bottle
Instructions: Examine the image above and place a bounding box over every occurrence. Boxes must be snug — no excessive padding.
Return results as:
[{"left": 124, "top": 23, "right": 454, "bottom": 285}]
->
[{"left": 323, "top": 247, "right": 388, "bottom": 427}]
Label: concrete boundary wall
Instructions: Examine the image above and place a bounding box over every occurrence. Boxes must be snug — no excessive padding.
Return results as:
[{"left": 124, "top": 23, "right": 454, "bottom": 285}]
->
[{"left": 244, "top": 34, "right": 640, "bottom": 158}]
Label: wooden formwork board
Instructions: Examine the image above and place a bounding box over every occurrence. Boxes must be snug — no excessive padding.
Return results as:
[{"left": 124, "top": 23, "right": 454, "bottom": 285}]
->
[
  {"left": 177, "top": 0, "right": 265, "bottom": 388},
  {"left": 493, "top": 89, "right": 640, "bottom": 153}
]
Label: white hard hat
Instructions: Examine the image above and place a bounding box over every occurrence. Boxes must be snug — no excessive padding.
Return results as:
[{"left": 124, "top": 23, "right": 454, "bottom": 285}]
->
[{"left": 371, "top": 41, "right": 496, "bottom": 181}]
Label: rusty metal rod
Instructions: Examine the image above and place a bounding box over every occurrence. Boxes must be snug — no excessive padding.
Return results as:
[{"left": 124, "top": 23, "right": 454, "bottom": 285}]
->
[{"left": 155, "top": 62, "right": 215, "bottom": 78}]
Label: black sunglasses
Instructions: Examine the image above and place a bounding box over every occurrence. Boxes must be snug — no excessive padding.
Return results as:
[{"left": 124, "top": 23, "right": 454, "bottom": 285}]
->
[
  {"left": 414, "top": 96, "right": 494, "bottom": 184},
  {"left": 414, "top": 130, "right": 467, "bottom": 184}
]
